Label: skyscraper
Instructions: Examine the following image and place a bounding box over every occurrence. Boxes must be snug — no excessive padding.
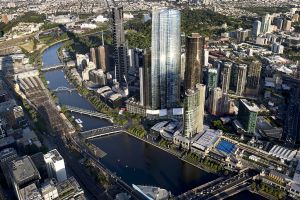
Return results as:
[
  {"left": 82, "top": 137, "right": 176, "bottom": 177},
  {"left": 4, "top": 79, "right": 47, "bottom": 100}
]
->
[
  {"left": 207, "top": 68, "right": 218, "bottom": 91},
  {"left": 90, "top": 48, "right": 97, "bottom": 66},
  {"left": 112, "top": 6, "right": 129, "bottom": 86},
  {"left": 151, "top": 8, "right": 181, "bottom": 109},
  {"left": 245, "top": 60, "right": 262, "bottom": 96},
  {"left": 283, "top": 77, "right": 300, "bottom": 143},
  {"left": 139, "top": 49, "right": 151, "bottom": 107},
  {"left": 221, "top": 62, "right": 232, "bottom": 94},
  {"left": 261, "top": 14, "right": 272, "bottom": 33},
  {"left": 230, "top": 64, "right": 247, "bottom": 96},
  {"left": 252, "top": 20, "right": 261, "bottom": 37},
  {"left": 183, "top": 84, "right": 206, "bottom": 138},
  {"left": 184, "top": 33, "right": 205, "bottom": 90},
  {"left": 237, "top": 99, "right": 259, "bottom": 134},
  {"left": 97, "top": 46, "right": 109, "bottom": 72},
  {"left": 208, "top": 87, "right": 223, "bottom": 116}
]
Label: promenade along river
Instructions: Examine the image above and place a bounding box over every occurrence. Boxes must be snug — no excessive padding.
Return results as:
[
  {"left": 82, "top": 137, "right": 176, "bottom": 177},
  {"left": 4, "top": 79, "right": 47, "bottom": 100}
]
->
[{"left": 42, "top": 42, "right": 219, "bottom": 195}]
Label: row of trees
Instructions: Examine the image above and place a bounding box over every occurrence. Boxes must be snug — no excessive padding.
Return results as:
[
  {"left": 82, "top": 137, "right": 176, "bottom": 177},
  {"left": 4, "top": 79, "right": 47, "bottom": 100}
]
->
[{"left": 251, "top": 181, "right": 286, "bottom": 200}]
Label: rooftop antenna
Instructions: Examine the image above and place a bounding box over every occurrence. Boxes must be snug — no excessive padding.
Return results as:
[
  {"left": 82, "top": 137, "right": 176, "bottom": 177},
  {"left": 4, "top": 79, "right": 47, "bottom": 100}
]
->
[{"left": 101, "top": 30, "right": 104, "bottom": 46}]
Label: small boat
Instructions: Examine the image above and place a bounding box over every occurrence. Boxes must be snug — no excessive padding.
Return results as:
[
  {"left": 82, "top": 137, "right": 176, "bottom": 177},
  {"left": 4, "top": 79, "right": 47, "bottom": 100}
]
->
[
  {"left": 77, "top": 119, "right": 83, "bottom": 123},
  {"left": 78, "top": 124, "right": 83, "bottom": 128}
]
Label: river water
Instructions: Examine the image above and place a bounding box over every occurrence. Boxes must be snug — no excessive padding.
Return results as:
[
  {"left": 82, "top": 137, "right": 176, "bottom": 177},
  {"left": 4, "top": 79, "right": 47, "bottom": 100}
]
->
[{"left": 41, "top": 42, "right": 264, "bottom": 197}]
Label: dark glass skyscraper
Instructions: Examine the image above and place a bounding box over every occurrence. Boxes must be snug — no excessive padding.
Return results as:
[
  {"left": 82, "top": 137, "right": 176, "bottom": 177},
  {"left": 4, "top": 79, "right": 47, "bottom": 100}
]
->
[
  {"left": 184, "top": 33, "right": 205, "bottom": 90},
  {"left": 283, "top": 76, "right": 300, "bottom": 143},
  {"left": 112, "top": 6, "right": 128, "bottom": 86}
]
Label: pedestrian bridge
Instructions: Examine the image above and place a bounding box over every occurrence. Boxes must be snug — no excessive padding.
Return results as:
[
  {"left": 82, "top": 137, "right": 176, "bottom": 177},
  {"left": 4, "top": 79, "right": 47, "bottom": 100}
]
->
[
  {"left": 41, "top": 64, "right": 65, "bottom": 72},
  {"left": 53, "top": 86, "right": 76, "bottom": 93},
  {"left": 65, "top": 105, "right": 113, "bottom": 122},
  {"left": 80, "top": 125, "right": 122, "bottom": 139}
]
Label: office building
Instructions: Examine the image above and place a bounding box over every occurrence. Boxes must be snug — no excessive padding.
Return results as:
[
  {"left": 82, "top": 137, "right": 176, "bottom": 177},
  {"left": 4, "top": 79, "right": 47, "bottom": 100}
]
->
[
  {"left": 273, "top": 17, "right": 284, "bottom": 30},
  {"left": 283, "top": 77, "right": 300, "bottom": 143},
  {"left": 184, "top": 33, "right": 205, "bottom": 90},
  {"left": 183, "top": 84, "right": 206, "bottom": 138},
  {"left": 261, "top": 14, "right": 272, "bottom": 33},
  {"left": 150, "top": 8, "right": 181, "bottom": 109},
  {"left": 208, "top": 87, "right": 223, "bottom": 116},
  {"left": 207, "top": 68, "right": 218, "bottom": 91},
  {"left": 112, "top": 6, "right": 129, "bottom": 86},
  {"left": 19, "top": 183, "right": 42, "bottom": 200},
  {"left": 0, "top": 148, "right": 17, "bottom": 185},
  {"left": 44, "top": 149, "right": 67, "bottom": 183},
  {"left": 56, "top": 177, "right": 85, "bottom": 200},
  {"left": 139, "top": 49, "right": 151, "bottom": 107},
  {"left": 236, "top": 29, "right": 250, "bottom": 43},
  {"left": 89, "top": 69, "right": 107, "bottom": 86},
  {"left": 237, "top": 99, "right": 259, "bottom": 133},
  {"left": 221, "top": 62, "right": 232, "bottom": 94},
  {"left": 40, "top": 180, "right": 59, "bottom": 200},
  {"left": 90, "top": 47, "right": 97, "bottom": 66},
  {"left": 283, "top": 19, "right": 292, "bottom": 31},
  {"left": 245, "top": 60, "right": 262, "bottom": 96},
  {"left": 271, "top": 42, "right": 284, "bottom": 54},
  {"left": 252, "top": 20, "right": 261, "bottom": 37},
  {"left": 180, "top": 52, "right": 186, "bottom": 82},
  {"left": 8, "top": 156, "right": 41, "bottom": 200},
  {"left": 97, "top": 45, "right": 109, "bottom": 72},
  {"left": 231, "top": 64, "right": 247, "bottom": 96}
]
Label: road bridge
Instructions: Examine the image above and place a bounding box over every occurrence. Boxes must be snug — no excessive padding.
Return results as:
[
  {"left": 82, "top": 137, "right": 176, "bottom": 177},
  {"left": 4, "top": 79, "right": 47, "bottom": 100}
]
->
[
  {"left": 65, "top": 105, "right": 113, "bottom": 122},
  {"left": 80, "top": 125, "right": 122, "bottom": 139}
]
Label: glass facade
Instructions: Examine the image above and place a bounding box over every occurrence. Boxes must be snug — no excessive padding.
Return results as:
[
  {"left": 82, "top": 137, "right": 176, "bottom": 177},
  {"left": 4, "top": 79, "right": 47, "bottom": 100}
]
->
[{"left": 151, "top": 8, "right": 181, "bottom": 109}]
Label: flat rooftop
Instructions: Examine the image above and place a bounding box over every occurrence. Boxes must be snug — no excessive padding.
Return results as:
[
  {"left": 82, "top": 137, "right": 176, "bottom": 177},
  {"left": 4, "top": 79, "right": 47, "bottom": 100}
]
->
[
  {"left": 44, "top": 149, "right": 63, "bottom": 163},
  {"left": 240, "top": 99, "right": 260, "bottom": 112},
  {"left": 9, "top": 156, "right": 40, "bottom": 185},
  {"left": 192, "top": 129, "right": 222, "bottom": 151}
]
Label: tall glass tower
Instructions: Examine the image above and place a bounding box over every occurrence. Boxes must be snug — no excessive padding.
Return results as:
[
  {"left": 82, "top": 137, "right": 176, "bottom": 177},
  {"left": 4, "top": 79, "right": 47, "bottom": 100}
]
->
[{"left": 151, "top": 8, "right": 181, "bottom": 109}]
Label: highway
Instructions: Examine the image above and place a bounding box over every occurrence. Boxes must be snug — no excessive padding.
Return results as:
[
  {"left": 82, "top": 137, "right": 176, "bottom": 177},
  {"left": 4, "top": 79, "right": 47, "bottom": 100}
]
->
[{"left": 177, "top": 170, "right": 258, "bottom": 200}]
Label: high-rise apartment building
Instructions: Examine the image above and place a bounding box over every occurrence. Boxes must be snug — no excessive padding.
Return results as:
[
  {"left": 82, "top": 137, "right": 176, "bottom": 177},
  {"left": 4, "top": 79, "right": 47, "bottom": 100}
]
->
[
  {"left": 207, "top": 68, "right": 218, "bottom": 91},
  {"left": 184, "top": 33, "right": 205, "bottom": 90},
  {"left": 261, "top": 14, "right": 272, "bottom": 33},
  {"left": 183, "top": 84, "right": 206, "bottom": 138},
  {"left": 237, "top": 99, "right": 259, "bottom": 133},
  {"left": 252, "top": 20, "right": 261, "bottom": 37},
  {"left": 139, "top": 49, "right": 152, "bottom": 108},
  {"left": 208, "top": 87, "right": 223, "bottom": 116},
  {"left": 150, "top": 8, "right": 181, "bottom": 109},
  {"left": 221, "top": 62, "right": 232, "bottom": 94},
  {"left": 112, "top": 6, "right": 129, "bottom": 86},
  {"left": 245, "top": 60, "right": 262, "bottom": 96},
  {"left": 231, "top": 64, "right": 247, "bottom": 96}
]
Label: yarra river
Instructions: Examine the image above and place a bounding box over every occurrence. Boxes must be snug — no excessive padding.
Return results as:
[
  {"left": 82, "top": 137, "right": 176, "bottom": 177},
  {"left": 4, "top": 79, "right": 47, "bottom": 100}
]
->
[{"left": 42, "top": 43, "right": 266, "bottom": 199}]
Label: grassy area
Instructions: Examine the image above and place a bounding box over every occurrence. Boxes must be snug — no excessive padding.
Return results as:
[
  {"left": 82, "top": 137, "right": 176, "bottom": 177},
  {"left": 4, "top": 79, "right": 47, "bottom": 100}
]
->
[{"left": 20, "top": 40, "right": 35, "bottom": 53}]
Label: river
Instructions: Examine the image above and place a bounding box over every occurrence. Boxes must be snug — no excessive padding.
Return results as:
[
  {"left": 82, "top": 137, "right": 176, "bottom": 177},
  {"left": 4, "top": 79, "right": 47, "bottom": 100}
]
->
[{"left": 41, "top": 42, "right": 264, "bottom": 198}]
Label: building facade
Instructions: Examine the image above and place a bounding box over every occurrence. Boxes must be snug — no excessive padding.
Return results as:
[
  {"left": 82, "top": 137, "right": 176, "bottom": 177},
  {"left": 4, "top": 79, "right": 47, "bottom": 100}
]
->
[
  {"left": 183, "top": 84, "right": 206, "bottom": 138},
  {"left": 245, "top": 60, "right": 262, "bottom": 96},
  {"left": 237, "top": 99, "right": 259, "bottom": 133},
  {"left": 151, "top": 8, "right": 181, "bottom": 109},
  {"left": 184, "top": 33, "right": 205, "bottom": 90},
  {"left": 208, "top": 87, "right": 223, "bottom": 116},
  {"left": 221, "top": 62, "right": 232, "bottom": 94},
  {"left": 112, "top": 6, "right": 129, "bottom": 86},
  {"left": 231, "top": 64, "right": 247, "bottom": 96}
]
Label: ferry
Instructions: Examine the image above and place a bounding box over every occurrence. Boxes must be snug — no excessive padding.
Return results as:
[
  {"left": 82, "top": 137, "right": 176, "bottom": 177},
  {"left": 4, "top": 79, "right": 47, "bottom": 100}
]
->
[
  {"left": 132, "top": 184, "right": 170, "bottom": 200},
  {"left": 75, "top": 119, "right": 83, "bottom": 124}
]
